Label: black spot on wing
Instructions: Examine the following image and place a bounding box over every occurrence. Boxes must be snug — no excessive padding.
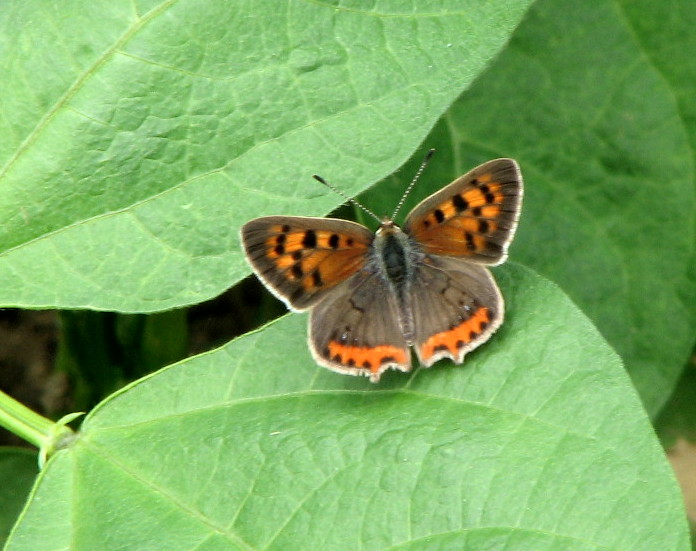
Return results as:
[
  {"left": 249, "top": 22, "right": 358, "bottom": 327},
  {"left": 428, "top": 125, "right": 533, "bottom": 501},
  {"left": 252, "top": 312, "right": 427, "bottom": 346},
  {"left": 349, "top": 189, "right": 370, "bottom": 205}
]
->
[
  {"left": 302, "top": 230, "right": 317, "bottom": 248},
  {"left": 452, "top": 194, "right": 468, "bottom": 212}
]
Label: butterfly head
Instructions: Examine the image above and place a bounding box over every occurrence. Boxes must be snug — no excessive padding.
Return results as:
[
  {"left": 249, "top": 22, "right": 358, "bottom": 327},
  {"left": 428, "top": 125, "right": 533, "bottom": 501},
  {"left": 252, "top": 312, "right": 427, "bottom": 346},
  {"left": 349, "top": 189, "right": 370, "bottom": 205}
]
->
[{"left": 377, "top": 217, "right": 397, "bottom": 232}]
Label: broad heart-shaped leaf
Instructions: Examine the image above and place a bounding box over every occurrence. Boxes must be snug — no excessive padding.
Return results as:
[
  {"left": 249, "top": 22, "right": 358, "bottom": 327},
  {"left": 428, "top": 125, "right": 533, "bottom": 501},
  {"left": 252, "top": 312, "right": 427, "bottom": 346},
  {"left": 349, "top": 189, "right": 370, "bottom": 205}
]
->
[
  {"left": 363, "top": 0, "right": 696, "bottom": 416},
  {"left": 7, "top": 266, "right": 689, "bottom": 550},
  {"left": 0, "top": 0, "right": 533, "bottom": 312}
]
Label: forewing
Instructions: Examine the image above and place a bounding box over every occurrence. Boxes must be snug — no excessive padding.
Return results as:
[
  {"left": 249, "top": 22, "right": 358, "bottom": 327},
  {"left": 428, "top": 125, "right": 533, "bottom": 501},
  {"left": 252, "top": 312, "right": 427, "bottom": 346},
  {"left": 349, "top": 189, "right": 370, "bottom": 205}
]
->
[
  {"left": 309, "top": 270, "right": 410, "bottom": 382},
  {"left": 241, "top": 216, "right": 373, "bottom": 311},
  {"left": 404, "top": 158, "right": 523, "bottom": 265},
  {"left": 411, "top": 256, "right": 504, "bottom": 367}
]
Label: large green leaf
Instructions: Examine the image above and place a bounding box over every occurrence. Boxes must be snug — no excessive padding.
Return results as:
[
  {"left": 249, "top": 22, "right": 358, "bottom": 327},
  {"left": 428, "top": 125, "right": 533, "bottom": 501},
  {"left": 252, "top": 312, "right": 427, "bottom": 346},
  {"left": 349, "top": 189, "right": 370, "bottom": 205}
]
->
[
  {"left": 0, "top": 0, "right": 532, "bottom": 311},
  {"left": 365, "top": 0, "right": 696, "bottom": 415},
  {"left": 6, "top": 265, "right": 689, "bottom": 550}
]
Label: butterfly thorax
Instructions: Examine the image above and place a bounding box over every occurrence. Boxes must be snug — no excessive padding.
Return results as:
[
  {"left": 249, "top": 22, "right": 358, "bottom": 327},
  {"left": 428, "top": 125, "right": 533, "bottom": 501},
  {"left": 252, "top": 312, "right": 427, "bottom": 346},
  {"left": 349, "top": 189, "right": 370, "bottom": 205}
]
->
[
  {"left": 371, "top": 220, "right": 423, "bottom": 342},
  {"left": 373, "top": 221, "right": 412, "bottom": 283}
]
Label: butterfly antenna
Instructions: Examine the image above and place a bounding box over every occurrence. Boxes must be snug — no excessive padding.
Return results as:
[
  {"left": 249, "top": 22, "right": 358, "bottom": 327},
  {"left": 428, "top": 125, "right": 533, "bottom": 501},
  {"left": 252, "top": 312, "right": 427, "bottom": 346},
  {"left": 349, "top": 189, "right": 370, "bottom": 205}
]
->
[
  {"left": 312, "top": 174, "right": 382, "bottom": 224},
  {"left": 390, "top": 148, "right": 436, "bottom": 221}
]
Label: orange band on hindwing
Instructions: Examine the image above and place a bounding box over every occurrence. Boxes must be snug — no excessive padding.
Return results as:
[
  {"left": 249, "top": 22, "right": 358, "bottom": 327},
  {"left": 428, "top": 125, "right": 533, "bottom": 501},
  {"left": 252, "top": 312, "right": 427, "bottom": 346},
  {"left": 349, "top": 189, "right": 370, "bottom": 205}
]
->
[
  {"left": 419, "top": 307, "right": 491, "bottom": 362},
  {"left": 326, "top": 342, "right": 409, "bottom": 376}
]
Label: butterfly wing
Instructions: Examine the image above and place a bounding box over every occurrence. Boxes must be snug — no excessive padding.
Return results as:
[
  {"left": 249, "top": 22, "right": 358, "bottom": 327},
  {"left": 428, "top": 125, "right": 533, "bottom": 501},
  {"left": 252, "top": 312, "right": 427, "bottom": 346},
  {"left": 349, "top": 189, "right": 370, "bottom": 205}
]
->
[
  {"left": 410, "top": 256, "right": 504, "bottom": 367},
  {"left": 309, "top": 269, "right": 411, "bottom": 382},
  {"left": 404, "top": 158, "right": 522, "bottom": 265},
  {"left": 241, "top": 216, "right": 374, "bottom": 311}
]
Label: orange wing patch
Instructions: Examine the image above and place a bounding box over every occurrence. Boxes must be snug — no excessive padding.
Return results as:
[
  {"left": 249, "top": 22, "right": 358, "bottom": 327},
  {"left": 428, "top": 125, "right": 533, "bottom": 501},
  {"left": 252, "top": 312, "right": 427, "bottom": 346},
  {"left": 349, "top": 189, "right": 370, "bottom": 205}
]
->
[
  {"left": 405, "top": 169, "right": 518, "bottom": 262},
  {"left": 418, "top": 307, "right": 491, "bottom": 363},
  {"left": 241, "top": 217, "right": 375, "bottom": 310},
  {"left": 326, "top": 341, "right": 409, "bottom": 382},
  {"left": 264, "top": 226, "right": 369, "bottom": 292},
  {"left": 417, "top": 179, "right": 504, "bottom": 230}
]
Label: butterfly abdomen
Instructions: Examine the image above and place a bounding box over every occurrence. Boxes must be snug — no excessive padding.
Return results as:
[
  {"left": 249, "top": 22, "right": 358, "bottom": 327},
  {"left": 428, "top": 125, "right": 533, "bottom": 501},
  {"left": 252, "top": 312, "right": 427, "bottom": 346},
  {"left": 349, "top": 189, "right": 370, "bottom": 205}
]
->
[{"left": 382, "top": 235, "right": 408, "bottom": 285}]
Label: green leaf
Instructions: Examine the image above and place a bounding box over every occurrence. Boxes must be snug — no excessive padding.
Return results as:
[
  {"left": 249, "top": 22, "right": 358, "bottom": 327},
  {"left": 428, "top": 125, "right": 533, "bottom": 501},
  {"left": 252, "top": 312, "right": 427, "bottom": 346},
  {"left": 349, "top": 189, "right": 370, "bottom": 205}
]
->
[
  {"left": 0, "top": 0, "right": 533, "bottom": 312},
  {"left": 366, "top": 0, "right": 696, "bottom": 415},
  {"left": 0, "top": 448, "right": 37, "bottom": 546},
  {"left": 6, "top": 266, "right": 689, "bottom": 550},
  {"left": 621, "top": 0, "right": 696, "bottom": 154}
]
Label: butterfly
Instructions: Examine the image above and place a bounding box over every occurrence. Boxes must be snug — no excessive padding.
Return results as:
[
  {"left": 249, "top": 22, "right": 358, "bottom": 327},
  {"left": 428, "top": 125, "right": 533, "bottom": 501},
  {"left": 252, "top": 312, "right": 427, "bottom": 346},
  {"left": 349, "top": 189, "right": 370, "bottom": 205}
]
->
[{"left": 241, "top": 155, "right": 523, "bottom": 382}]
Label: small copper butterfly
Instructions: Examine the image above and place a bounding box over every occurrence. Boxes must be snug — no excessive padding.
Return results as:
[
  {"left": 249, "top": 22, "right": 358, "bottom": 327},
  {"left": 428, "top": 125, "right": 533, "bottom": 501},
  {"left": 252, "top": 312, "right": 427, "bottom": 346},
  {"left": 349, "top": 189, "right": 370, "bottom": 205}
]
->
[{"left": 241, "top": 154, "right": 523, "bottom": 382}]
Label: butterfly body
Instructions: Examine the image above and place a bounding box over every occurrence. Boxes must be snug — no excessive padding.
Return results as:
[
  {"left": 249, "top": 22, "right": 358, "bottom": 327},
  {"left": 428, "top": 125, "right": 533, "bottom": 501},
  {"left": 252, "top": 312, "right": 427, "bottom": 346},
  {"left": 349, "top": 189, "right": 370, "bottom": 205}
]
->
[
  {"left": 367, "top": 221, "right": 421, "bottom": 342},
  {"left": 242, "top": 158, "right": 523, "bottom": 382},
  {"left": 374, "top": 222, "right": 416, "bottom": 288}
]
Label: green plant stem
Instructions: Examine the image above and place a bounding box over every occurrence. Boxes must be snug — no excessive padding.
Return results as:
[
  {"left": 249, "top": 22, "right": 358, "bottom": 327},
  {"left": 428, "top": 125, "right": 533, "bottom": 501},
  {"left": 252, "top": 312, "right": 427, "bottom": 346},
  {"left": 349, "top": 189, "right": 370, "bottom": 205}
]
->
[{"left": 0, "top": 390, "right": 57, "bottom": 449}]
